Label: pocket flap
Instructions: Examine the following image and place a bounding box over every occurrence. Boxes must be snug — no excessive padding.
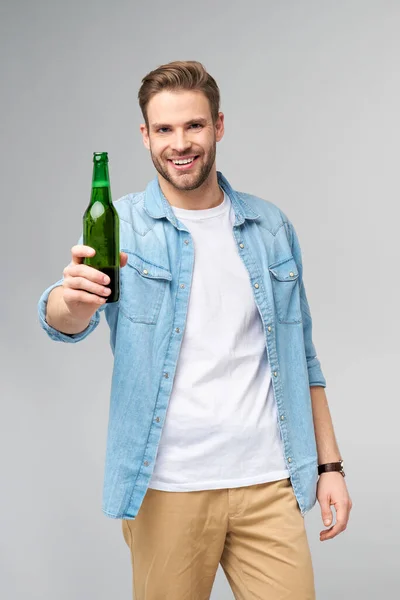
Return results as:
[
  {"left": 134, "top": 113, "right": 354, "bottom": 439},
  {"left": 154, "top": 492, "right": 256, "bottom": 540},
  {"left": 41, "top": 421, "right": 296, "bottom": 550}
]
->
[
  {"left": 268, "top": 257, "right": 299, "bottom": 282},
  {"left": 123, "top": 250, "right": 172, "bottom": 281}
]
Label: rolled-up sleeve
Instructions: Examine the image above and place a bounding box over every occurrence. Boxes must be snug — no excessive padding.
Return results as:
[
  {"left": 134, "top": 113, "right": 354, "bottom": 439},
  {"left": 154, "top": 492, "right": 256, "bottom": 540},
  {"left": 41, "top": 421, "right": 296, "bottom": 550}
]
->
[
  {"left": 285, "top": 218, "right": 327, "bottom": 388},
  {"left": 38, "top": 278, "right": 103, "bottom": 343}
]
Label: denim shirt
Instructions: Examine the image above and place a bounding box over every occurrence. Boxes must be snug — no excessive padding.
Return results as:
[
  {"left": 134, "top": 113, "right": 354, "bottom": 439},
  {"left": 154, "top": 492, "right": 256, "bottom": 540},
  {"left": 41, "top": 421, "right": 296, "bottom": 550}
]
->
[{"left": 38, "top": 171, "right": 326, "bottom": 518}]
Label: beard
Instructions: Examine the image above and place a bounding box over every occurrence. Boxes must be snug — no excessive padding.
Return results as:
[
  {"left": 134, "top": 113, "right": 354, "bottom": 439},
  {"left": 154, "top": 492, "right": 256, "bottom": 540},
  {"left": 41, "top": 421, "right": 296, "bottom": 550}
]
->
[{"left": 149, "top": 140, "right": 216, "bottom": 191}]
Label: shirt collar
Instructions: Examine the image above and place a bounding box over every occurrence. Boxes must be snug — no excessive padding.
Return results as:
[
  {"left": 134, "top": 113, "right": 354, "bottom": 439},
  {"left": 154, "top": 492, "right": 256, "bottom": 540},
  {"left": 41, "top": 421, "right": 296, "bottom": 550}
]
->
[{"left": 143, "top": 171, "right": 260, "bottom": 228}]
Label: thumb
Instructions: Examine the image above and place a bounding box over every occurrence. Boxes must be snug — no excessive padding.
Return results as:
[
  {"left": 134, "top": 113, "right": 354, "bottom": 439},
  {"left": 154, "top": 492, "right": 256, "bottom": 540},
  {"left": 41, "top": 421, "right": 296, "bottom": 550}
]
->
[
  {"left": 120, "top": 252, "right": 128, "bottom": 267},
  {"left": 321, "top": 500, "right": 333, "bottom": 526}
]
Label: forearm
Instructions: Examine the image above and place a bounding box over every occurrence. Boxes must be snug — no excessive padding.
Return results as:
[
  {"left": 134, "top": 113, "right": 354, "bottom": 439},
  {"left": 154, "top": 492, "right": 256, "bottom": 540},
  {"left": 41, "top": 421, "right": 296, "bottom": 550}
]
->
[
  {"left": 310, "top": 386, "right": 341, "bottom": 464},
  {"left": 46, "top": 286, "right": 91, "bottom": 335}
]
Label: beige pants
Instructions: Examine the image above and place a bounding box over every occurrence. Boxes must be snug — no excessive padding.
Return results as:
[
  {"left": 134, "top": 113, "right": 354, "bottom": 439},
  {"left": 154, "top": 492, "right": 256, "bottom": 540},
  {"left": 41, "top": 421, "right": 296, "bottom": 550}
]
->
[{"left": 122, "top": 477, "right": 315, "bottom": 599}]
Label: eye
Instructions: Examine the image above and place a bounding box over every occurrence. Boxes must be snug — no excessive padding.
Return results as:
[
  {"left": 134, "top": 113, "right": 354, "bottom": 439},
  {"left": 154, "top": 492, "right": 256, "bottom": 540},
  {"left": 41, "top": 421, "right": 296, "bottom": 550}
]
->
[
  {"left": 157, "top": 127, "right": 170, "bottom": 133},
  {"left": 189, "top": 123, "right": 202, "bottom": 129}
]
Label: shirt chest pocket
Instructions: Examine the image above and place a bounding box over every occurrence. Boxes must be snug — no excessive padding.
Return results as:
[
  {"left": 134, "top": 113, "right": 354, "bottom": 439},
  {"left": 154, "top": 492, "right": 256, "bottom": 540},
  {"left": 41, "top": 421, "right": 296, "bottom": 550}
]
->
[
  {"left": 120, "top": 251, "right": 172, "bottom": 324},
  {"left": 268, "top": 256, "right": 302, "bottom": 324}
]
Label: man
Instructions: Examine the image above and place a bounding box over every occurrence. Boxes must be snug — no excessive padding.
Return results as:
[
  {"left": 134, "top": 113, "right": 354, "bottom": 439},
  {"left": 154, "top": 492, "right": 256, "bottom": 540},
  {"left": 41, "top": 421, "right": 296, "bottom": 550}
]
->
[{"left": 38, "top": 61, "right": 352, "bottom": 599}]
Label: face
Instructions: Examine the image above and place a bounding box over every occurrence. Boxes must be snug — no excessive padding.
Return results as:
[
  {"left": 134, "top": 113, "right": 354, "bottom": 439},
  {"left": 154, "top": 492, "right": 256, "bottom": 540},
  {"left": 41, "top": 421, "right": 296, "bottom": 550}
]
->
[{"left": 140, "top": 90, "right": 224, "bottom": 191}]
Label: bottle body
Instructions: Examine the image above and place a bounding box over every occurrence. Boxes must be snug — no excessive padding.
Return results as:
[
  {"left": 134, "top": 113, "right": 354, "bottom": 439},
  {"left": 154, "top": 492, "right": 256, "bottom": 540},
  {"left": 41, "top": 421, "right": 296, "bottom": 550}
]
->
[{"left": 83, "top": 152, "right": 120, "bottom": 303}]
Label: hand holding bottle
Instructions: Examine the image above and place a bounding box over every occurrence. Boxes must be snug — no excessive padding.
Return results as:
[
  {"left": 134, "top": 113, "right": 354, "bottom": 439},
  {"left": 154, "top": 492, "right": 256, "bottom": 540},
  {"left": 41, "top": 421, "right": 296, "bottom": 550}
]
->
[
  {"left": 61, "top": 245, "right": 128, "bottom": 321},
  {"left": 45, "top": 152, "right": 124, "bottom": 336}
]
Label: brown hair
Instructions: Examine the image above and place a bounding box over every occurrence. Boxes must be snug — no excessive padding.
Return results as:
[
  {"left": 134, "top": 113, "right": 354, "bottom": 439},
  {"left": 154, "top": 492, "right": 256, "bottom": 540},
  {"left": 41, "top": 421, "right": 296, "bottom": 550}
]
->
[{"left": 138, "top": 60, "right": 220, "bottom": 127}]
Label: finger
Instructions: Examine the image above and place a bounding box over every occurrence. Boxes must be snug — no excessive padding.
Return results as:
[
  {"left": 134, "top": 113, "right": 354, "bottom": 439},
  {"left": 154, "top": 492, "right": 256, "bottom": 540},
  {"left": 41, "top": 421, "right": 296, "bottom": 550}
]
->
[
  {"left": 70, "top": 245, "right": 96, "bottom": 265},
  {"left": 320, "top": 518, "right": 347, "bottom": 540},
  {"left": 120, "top": 252, "right": 128, "bottom": 267},
  {"left": 64, "top": 263, "right": 110, "bottom": 285},
  {"left": 319, "top": 498, "right": 333, "bottom": 527},
  {"left": 63, "top": 287, "right": 107, "bottom": 306},
  {"left": 320, "top": 504, "right": 349, "bottom": 540},
  {"left": 63, "top": 274, "right": 112, "bottom": 298},
  {"left": 335, "top": 501, "right": 351, "bottom": 529}
]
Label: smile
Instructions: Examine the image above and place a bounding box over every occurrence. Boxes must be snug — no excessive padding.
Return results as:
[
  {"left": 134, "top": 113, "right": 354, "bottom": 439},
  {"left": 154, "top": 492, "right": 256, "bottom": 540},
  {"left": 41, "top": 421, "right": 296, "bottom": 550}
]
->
[{"left": 168, "top": 156, "right": 199, "bottom": 170}]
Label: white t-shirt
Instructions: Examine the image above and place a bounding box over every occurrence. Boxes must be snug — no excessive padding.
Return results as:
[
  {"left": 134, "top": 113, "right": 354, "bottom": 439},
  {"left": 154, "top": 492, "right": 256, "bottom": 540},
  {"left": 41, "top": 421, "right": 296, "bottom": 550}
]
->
[{"left": 148, "top": 190, "right": 289, "bottom": 491}]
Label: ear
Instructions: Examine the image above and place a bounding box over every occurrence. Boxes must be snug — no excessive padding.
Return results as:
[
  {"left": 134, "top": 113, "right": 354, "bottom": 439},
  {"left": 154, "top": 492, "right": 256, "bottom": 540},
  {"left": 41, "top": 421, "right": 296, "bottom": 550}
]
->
[
  {"left": 215, "top": 112, "right": 225, "bottom": 143},
  {"left": 140, "top": 123, "right": 150, "bottom": 150}
]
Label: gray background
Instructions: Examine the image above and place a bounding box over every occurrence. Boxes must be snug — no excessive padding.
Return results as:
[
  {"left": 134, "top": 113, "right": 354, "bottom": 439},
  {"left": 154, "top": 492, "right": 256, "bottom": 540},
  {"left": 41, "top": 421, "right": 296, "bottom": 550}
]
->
[{"left": 1, "top": 0, "right": 398, "bottom": 598}]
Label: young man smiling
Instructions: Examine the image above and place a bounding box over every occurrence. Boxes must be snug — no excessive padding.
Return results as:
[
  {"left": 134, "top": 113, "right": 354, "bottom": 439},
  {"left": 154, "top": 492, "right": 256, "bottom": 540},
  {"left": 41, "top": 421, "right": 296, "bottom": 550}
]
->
[{"left": 38, "top": 61, "right": 352, "bottom": 599}]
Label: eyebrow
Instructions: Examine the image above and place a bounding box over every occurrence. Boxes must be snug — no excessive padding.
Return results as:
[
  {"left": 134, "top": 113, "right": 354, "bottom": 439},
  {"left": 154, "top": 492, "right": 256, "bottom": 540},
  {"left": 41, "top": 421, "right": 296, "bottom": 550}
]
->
[{"left": 151, "top": 118, "right": 208, "bottom": 131}]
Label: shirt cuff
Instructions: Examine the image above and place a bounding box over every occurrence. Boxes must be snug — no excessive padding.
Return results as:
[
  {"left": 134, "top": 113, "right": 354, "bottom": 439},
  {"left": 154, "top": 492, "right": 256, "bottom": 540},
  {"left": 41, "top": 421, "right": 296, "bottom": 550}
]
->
[
  {"left": 37, "top": 279, "right": 102, "bottom": 343},
  {"left": 307, "top": 356, "right": 327, "bottom": 387}
]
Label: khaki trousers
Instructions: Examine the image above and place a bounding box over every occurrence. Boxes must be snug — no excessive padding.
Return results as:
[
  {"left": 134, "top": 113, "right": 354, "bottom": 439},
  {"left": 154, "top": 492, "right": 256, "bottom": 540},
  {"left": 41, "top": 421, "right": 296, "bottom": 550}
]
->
[{"left": 121, "top": 477, "right": 315, "bottom": 599}]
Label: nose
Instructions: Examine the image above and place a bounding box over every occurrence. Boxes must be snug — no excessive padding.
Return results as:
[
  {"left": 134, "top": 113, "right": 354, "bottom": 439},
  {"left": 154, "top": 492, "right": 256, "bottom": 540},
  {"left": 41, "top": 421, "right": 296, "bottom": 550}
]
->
[{"left": 171, "top": 129, "right": 191, "bottom": 154}]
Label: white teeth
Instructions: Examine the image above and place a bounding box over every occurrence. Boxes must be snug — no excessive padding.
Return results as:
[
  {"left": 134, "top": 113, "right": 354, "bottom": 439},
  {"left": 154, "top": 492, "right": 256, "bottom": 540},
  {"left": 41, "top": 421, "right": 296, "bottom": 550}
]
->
[{"left": 172, "top": 157, "right": 194, "bottom": 165}]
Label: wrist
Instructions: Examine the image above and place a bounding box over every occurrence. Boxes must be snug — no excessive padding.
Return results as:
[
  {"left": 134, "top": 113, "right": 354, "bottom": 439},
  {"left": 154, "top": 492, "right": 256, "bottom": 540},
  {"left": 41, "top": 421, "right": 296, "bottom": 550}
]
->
[{"left": 318, "top": 459, "right": 345, "bottom": 477}]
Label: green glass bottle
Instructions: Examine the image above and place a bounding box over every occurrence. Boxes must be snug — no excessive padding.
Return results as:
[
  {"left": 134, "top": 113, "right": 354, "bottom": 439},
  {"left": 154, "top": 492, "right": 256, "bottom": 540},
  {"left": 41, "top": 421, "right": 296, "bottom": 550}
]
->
[{"left": 83, "top": 152, "right": 120, "bottom": 303}]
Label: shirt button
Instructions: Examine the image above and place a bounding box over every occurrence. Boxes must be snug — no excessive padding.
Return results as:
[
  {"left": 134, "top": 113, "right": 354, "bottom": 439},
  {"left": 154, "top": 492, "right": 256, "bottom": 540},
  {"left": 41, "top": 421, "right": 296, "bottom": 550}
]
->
[
  {"left": 143, "top": 269, "right": 148, "bottom": 275},
  {"left": 267, "top": 326, "right": 272, "bottom": 332},
  {"left": 155, "top": 417, "right": 160, "bottom": 423},
  {"left": 164, "top": 372, "right": 169, "bottom": 378},
  {"left": 144, "top": 461, "right": 149, "bottom": 466},
  {"left": 288, "top": 457, "right": 292, "bottom": 463},
  {"left": 175, "top": 327, "right": 180, "bottom": 333},
  {"left": 273, "top": 371, "right": 278, "bottom": 377},
  {"left": 254, "top": 283, "right": 259, "bottom": 289},
  {"left": 289, "top": 272, "right": 294, "bottom": 277},
  {"left": 180, "top": 284, "right": 185, "bottom": 289},
  {"left": 280, "top": 415, "right": 285, "bottom": 420},
  {"left": 184, "top": 240, "right": 189, "bottom": 245},
  {"left": 239, "top": 243, "right": 244, "bottom": 248}
]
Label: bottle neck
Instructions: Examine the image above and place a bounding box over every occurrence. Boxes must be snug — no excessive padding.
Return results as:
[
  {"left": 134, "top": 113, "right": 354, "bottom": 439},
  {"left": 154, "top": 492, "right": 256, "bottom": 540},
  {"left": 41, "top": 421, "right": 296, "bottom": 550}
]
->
[
  {"left": 92, "top": 160, "right": 110, "bottom": 188},
  {"left": 90, "top": 161, "right": 112, "bottom": 205}
]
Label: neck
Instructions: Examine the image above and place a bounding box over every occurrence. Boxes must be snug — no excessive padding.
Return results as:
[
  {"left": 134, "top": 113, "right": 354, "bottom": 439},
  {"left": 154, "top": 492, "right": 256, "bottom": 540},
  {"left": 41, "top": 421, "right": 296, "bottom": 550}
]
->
[{"left": 158, "top": 168, "right": 223, "bottom": 210}]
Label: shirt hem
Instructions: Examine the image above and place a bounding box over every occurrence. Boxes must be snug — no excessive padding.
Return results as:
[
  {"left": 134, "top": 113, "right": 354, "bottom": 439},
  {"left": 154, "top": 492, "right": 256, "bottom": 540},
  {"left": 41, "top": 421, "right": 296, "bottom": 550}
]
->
[{"left": 147, "top": 469, "right": 290, "bottom": 492}]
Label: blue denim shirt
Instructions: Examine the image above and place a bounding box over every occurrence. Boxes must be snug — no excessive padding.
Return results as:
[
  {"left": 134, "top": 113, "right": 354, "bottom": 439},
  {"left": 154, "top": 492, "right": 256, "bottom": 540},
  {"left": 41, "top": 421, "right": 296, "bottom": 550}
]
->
[{"left": 38, "top": 171, "right": 326, "bottom": 518}]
